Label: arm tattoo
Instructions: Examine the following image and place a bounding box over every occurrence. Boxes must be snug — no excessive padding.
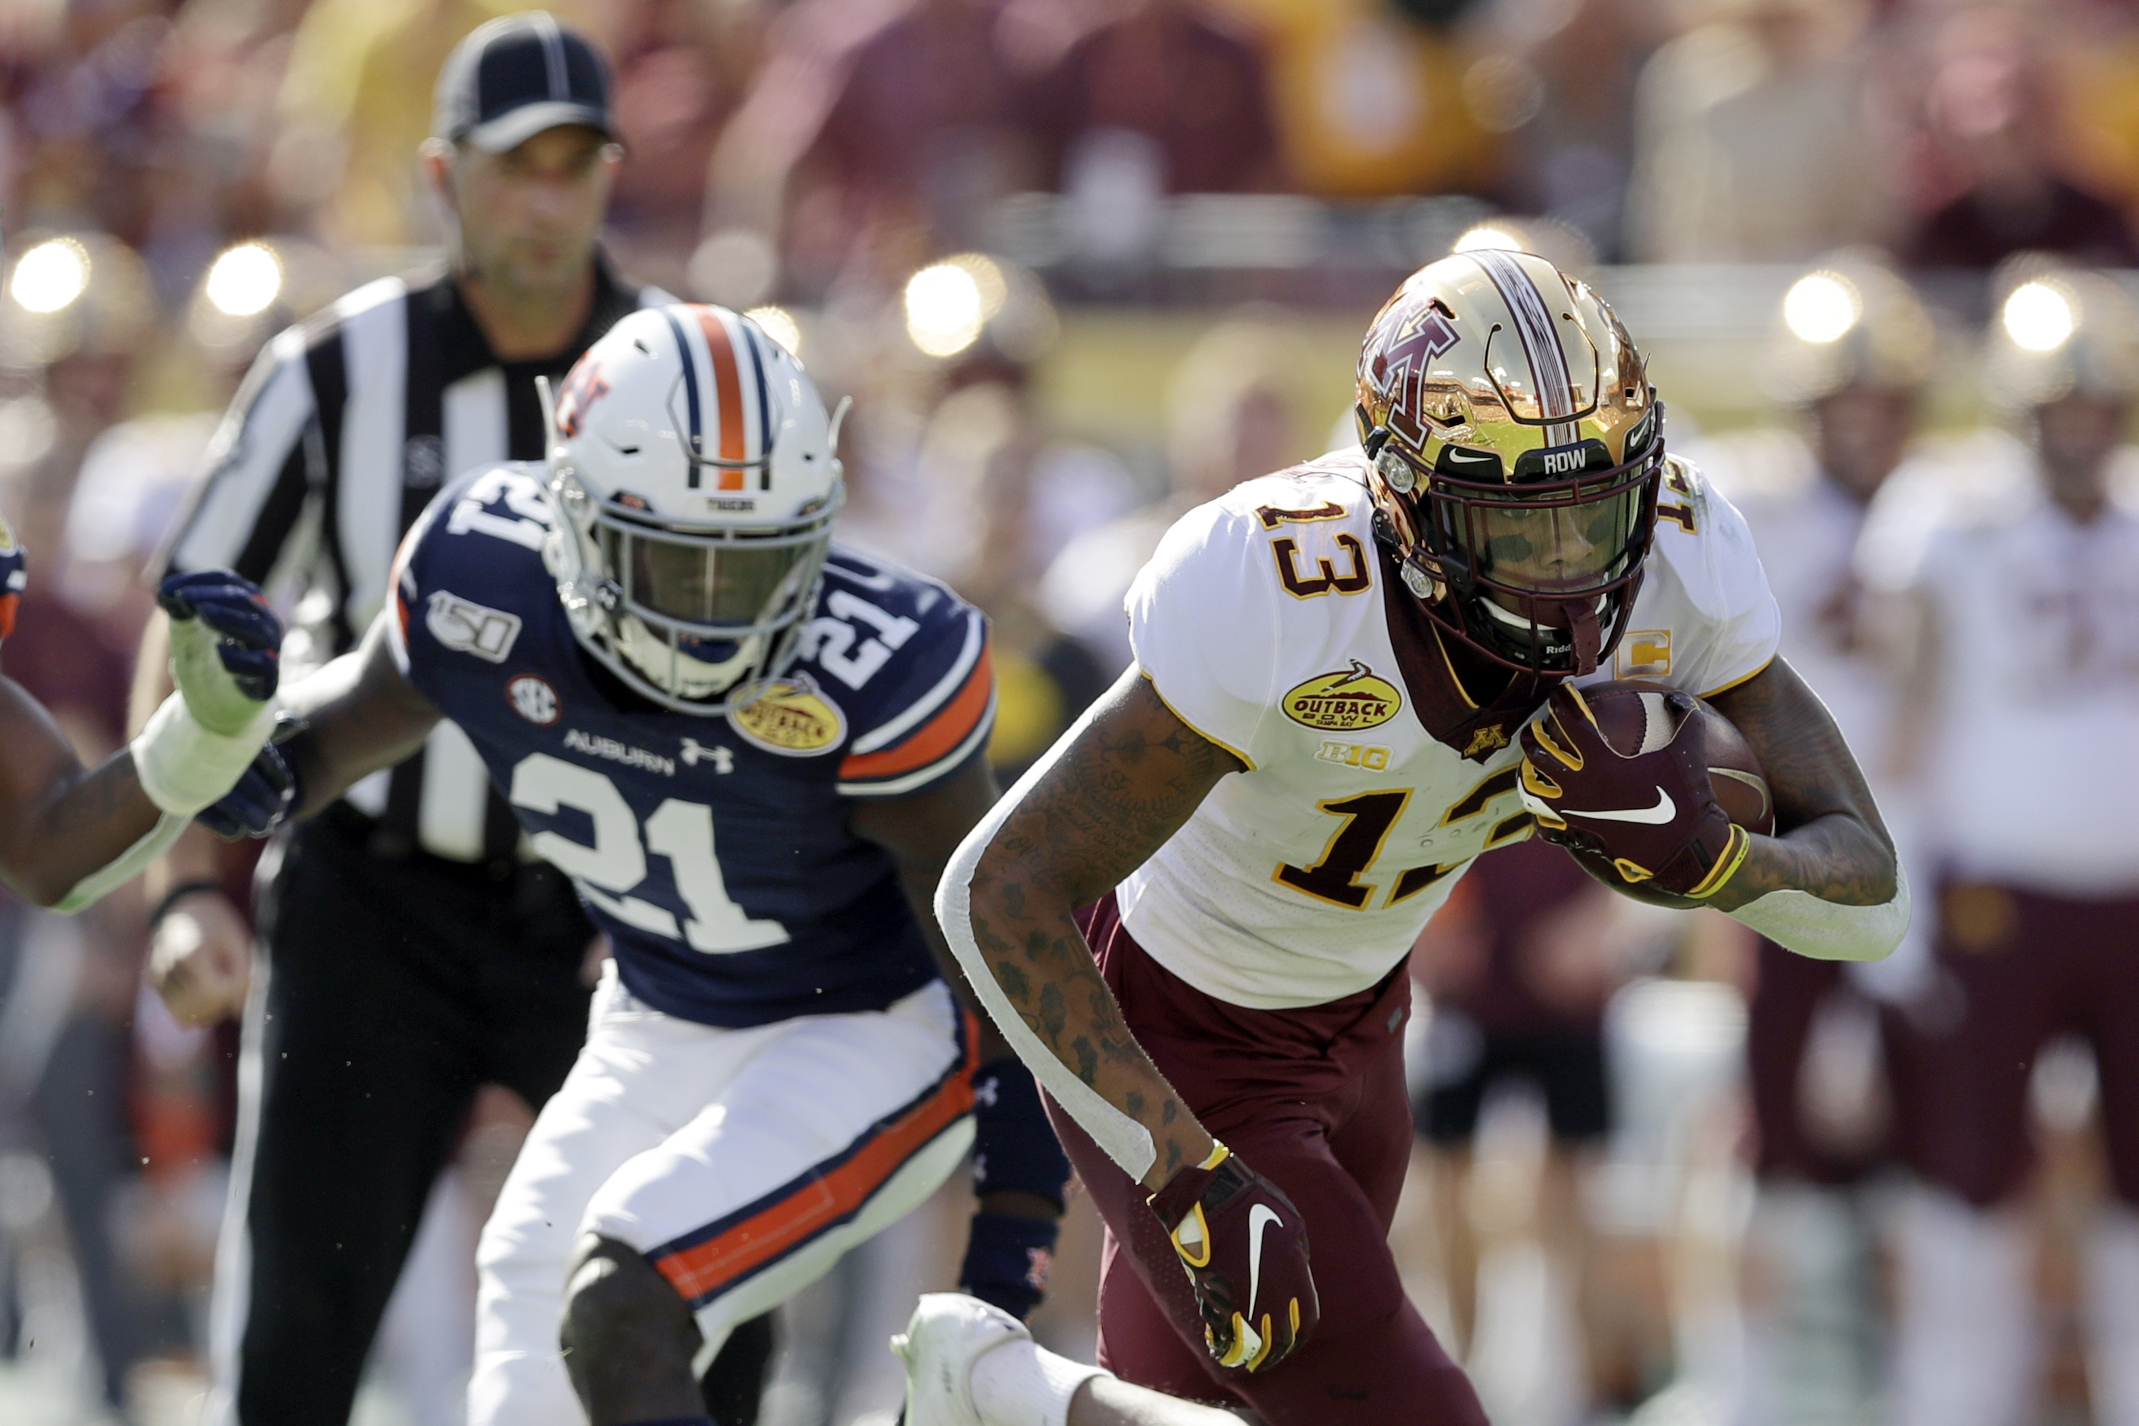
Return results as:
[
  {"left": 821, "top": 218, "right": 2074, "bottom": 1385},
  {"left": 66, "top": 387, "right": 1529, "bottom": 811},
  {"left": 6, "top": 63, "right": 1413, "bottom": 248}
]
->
[
  {"left": 965, "top": 671, "right": 1243, "bottom": 1185},
  {"left": 1708, "top": 657, "right": 1897, "bottom": 909}
]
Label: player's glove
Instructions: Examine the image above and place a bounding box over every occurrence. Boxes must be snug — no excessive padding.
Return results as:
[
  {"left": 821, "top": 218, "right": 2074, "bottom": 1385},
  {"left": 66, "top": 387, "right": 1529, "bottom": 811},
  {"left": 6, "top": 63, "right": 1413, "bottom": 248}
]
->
[
  {"left": 196, "top": 714, "right": 307, "bottom": 840},
  {"left": 1146, "top": 1142, "right": 1317, "bottom": 1373},
  {"left": 158, "top": 571, "right": 281, "bottom": 731},
  {"left": 1517, "top": 683, "right": 1747, "bottom": 899}
]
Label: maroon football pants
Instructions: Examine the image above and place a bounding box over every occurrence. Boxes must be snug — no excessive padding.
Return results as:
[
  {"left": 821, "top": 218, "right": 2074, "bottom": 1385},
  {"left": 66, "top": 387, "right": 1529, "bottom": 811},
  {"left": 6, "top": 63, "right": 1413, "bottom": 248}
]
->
[
  {"left": 1910, "top": 881, "right": 2139, "bottom": 1209},
  {"left": 1046, "top": 895, "right": 1488, "bottom": 1424}
]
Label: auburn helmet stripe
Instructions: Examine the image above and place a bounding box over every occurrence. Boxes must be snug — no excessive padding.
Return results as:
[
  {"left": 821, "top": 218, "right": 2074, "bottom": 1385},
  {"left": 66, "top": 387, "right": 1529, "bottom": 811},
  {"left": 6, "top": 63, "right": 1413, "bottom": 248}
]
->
[
  {"left": 1470, "top": 247, "right": 1580, "bottom": 447},
  {"left": 694, "top": 306, "right": 749, "bottom": 466}
]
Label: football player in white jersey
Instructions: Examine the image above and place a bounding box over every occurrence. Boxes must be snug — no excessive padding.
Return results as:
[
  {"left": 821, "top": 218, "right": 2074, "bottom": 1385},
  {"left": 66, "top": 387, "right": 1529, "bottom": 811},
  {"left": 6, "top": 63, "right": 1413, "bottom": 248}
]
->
[
  {"left": 905, "top": 250, "right": 1907, "bottom": 1425},
  {"left": 1874, "top": 268, "right": 2139, "bottom": 1426},
  {"left": 1696, "top": 254, "right": 1937, "bottom": 1426}
]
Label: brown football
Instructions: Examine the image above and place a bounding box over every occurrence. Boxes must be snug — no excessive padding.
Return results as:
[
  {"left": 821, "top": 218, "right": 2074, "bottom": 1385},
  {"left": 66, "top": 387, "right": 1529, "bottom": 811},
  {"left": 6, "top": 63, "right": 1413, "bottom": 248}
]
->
[{"left": 1555, "top": 679, "right": 1774, "bottom": 906}]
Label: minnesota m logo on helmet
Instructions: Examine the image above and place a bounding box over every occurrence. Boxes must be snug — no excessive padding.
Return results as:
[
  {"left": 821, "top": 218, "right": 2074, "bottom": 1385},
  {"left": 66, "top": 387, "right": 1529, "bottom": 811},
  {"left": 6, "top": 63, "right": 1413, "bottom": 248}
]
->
[{"left": 1355, "top": 249, "right": 1666, "bottom": 677}]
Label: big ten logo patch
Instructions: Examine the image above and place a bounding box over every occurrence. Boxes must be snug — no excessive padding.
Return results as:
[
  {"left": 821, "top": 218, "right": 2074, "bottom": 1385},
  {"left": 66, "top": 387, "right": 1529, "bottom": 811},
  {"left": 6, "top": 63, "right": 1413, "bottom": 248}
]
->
[
  {"left": 1615, "top": 630, "right": 1671, "bottom": 679},
  {"left": 1282, "top": 660, "right": 1402, "bottom": 731},
  {"left": 1315, "top": 740, "right": 1392, "bottom": 771}
]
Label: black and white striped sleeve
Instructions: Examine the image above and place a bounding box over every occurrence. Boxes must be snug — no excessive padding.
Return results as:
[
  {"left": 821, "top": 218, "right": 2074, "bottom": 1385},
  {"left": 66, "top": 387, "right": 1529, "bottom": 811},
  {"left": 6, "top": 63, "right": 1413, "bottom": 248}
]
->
[{"left": 161, "top": 325, "right": 320, "bottom": 584}]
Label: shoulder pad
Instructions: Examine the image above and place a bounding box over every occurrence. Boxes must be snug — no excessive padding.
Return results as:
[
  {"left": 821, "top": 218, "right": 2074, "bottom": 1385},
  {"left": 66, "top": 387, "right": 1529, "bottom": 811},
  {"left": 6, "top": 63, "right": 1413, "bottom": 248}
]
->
[{"left": 809, "top": 550, "right": 993, "bottom": 797}]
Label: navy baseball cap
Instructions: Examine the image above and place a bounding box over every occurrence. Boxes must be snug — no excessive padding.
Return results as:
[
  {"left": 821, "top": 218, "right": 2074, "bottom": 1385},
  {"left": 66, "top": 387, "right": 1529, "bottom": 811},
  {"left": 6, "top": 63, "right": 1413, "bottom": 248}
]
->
[{"left": 433, "top": 12, "right": 616, "bottom": 154}]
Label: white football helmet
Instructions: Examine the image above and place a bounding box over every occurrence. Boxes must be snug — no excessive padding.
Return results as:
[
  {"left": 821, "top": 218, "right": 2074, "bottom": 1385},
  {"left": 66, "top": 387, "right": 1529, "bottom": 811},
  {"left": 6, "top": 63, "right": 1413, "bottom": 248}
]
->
[{"left": 541, "top": 303, "right": 844, "bottom": 713}]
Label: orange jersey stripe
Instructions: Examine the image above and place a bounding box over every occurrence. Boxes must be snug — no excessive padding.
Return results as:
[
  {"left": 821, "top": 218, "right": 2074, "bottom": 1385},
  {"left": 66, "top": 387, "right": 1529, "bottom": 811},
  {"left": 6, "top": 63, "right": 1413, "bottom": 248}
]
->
[
  {"left": 653, "top": 1021, "right": 978, "bottom": 1303},
  {"left": 694, "top": 308, "right": 749, "bottom": 491},
  {"left": 838, "top": 644, "right": 993, "bottom": 782}
]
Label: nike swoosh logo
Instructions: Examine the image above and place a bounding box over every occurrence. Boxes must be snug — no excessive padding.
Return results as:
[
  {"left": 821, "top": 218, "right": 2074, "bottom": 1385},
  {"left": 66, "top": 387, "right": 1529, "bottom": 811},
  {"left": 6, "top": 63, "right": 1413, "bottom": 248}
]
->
[
  {"left": 1444, "top": 449, "right": 1496, "bottom": 465},
  {"left": 1566, "top": 787, "right": 1677, "bottom": 825},
  {"left": 1246, "top": 1204, "right": 1280, "bottom": 1320}
]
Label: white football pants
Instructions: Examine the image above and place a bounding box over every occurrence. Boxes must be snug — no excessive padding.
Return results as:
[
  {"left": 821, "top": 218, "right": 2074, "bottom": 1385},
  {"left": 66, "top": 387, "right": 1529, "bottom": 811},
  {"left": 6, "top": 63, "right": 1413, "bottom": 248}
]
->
[{"left": 467, "top": 963, "right": 975, "bottom": 1426}]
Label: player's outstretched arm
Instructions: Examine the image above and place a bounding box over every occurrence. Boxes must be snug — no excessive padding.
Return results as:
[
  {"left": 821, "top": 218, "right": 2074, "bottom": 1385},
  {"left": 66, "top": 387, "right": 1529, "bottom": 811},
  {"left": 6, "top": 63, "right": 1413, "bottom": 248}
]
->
[
  {"left": 256, "top": 612, "right": 444, "bottom": 823},
  {"left": 938, "top": 668, "right": 1320, "bottom": 1372},
  {"left": 938, "top": 665, "right": 1237, "bottom": 1189},
  {"left": 1702, "top": 656, "right": 1907, "bottom": 959},
  {"left": 0, "top": 675, "right": 161, "bottom": 906}
]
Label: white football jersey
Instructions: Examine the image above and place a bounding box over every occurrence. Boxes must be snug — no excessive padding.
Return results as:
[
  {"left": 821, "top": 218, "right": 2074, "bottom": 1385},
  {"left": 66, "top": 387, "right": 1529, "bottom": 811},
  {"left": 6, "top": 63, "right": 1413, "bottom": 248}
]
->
[
  {"left": 1897, "top": 433, "right": 2139, "bottom": 894},
  {"left": 1121, "top": 448, "right": 1781, "bottom": 1009}
]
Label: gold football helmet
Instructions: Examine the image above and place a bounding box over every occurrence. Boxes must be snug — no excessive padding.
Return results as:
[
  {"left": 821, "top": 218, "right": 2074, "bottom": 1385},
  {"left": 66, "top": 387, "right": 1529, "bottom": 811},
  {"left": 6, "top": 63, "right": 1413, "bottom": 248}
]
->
[{"left": 1355, "top": 249, "right": 1663, "bottom": 676}]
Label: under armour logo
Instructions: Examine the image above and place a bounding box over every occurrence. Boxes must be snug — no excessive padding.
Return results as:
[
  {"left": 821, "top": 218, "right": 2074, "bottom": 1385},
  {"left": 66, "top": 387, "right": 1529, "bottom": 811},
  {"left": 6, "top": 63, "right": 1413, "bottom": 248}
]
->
[
  {"left": 680, "top": 738, "right": 734, "bottom": 774},
  {"left": 974, "top": 1074, "right": 1001, "bottom": 1108},
  {"left": 404, "top": 434, "right": 444, "bottom": 489}
]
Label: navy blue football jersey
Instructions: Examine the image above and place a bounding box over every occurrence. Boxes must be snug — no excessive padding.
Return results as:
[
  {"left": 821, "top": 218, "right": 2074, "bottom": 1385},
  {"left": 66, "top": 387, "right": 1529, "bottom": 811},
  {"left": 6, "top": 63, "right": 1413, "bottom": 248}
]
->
[{"left": 387, "top": 464, "right": 995, "bottom": 1028}]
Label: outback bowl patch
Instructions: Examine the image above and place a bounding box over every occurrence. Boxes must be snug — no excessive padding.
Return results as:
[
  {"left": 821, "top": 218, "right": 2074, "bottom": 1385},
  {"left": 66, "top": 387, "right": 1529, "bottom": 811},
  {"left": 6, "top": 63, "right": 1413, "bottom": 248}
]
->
[
  {"left": 1282, "top": 660, "right": 1402, "bottom": 732},
  {"left": 727, "top": 674, "right": 846, "bottom": 755}
]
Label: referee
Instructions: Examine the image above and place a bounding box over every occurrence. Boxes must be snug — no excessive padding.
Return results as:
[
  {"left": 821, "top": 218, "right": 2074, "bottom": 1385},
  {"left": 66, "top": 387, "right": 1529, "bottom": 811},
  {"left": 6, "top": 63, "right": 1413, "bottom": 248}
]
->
[{"left": 142, "top": 16, "right": 675, "bottom": 1425}]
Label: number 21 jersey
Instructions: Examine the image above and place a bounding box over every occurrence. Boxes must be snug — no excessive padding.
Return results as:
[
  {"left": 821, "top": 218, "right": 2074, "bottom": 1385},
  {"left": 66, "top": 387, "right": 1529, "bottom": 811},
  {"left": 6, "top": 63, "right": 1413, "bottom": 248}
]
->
[{"left": 388, "top": 463, "right": 995, "bottom": 1028}]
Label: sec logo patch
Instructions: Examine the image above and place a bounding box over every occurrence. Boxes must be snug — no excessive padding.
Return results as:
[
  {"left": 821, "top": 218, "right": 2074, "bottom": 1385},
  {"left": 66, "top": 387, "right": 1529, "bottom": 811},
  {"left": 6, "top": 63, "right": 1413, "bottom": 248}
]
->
[
  {"left": 507, "top": 674, "right": 560, "bottom": 726},
  {"left": 1282, "top": 660, "right": 1402, "bottom": 731},
  {"left": 727, "top": 674, "right": 846, "bottom": 756}
]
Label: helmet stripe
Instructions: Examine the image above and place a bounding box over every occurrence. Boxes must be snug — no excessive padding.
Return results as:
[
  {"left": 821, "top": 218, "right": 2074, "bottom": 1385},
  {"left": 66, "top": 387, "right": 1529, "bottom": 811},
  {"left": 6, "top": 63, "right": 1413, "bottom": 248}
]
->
[
  {"left": 743, "top": 322, "right": 772, "bottom": 490},
  {"left": 1470, "top": 250, "right": 1579, "bottom": 447},
  {"left": 693, "top": 307, "right": 750, "bottom": 490},
  {"left": 659, "top": 307, "right": 705, "bottom": 485}
]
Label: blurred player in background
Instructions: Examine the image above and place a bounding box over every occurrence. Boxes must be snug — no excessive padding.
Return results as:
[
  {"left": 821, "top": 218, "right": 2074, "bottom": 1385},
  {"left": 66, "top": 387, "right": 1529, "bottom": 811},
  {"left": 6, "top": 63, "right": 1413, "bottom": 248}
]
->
[
  {"left": 1407, "top": 836, "right": 1669, "bottom": 1420},
  {"left": 199, "top": 302, "right": 1067, "bottom": 1426},
  {"left": 915, "top": 250, "right": 1905, "bottom": 1425},
  {"left": 1876, "top": 265, "right": 2139, "bottom": 1426},
  {"left": 1699, "top": 252, "right": 1937, "bottom": 1426}
]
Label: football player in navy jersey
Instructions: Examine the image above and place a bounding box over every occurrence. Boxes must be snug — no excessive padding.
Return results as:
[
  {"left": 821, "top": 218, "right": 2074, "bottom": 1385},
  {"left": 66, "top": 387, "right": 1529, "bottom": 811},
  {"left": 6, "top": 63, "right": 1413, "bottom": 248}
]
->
[
  {"left": 170, "top": 303, "right": 1067, "bottom": 1426},
  {"left": 0, "top": 505, "right": 285, "bottom": 911}
]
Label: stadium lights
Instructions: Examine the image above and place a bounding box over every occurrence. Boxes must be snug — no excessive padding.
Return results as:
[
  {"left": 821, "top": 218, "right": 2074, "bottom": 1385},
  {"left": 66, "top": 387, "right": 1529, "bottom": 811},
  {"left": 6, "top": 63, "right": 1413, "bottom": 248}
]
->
[
  {"left": 1783, "top": 272, "right": 1861, "bottom": 345},
  {"left": 744, "top": 305, "right": 801, "bottom": 357},
  {"left": 1452, "top": 225, "right": 1523, "bottom": 254},
  {"left": 205, "top": 242, "right": 283, "bottom": 317},
  {"left": 2003, "top": 281, "right": 2075, "bottom": 352},
  {"left": 9, "top": 237, "right": 90, "bottom": 314},
  {"left": 904, "top": 255, "right": 1008, "bottom": 359}
]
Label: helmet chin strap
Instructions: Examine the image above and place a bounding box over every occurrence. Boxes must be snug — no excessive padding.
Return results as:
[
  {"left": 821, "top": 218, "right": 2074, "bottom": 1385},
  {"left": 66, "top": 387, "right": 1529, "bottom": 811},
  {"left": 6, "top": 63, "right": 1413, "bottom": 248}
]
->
[{"left": 1477, "top": 593, "right": 1605, "bottom": 676}]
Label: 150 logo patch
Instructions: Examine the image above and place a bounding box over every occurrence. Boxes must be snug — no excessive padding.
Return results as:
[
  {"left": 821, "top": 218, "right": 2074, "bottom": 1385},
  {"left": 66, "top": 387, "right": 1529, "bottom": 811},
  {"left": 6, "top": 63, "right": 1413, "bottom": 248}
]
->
[{"left": 426, "top": 590, "right": 522, "bottom": 663}]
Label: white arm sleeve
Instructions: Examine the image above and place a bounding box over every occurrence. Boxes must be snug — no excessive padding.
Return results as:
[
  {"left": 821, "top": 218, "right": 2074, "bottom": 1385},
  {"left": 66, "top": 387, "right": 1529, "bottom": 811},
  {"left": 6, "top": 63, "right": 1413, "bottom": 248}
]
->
[
  {"left": 1726, "top": 863, "right": 1911, "bottom": 963},
  {"left": 935, "top": 705, "right": 1159, "bottom": 1182},
  {"left": 51, "top": 813, "right": 190, "bottom": 915},
  {"left": 129, "top": 690, "right": 276, "bottom": 817}
]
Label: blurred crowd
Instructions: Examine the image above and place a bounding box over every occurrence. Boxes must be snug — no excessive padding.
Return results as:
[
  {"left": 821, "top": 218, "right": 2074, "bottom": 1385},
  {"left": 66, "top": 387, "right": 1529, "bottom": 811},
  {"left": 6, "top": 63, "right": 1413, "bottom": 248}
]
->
[{"left": 3, "top": 1, "right": 2139, "bottom": 1425}]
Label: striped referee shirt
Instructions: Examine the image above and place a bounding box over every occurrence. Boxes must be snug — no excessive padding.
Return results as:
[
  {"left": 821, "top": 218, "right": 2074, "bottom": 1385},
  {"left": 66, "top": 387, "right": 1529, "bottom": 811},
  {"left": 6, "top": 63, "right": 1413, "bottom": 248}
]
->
[{"left": 164, "top": 258, "right": 663, "bottom": 865}]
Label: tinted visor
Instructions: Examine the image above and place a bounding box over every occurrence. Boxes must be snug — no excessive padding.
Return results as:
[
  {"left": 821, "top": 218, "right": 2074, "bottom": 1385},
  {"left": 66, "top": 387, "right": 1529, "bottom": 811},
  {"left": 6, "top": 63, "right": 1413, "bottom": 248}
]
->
[
  {"left": 1466, "top": 478, "right": 1646, "bottom": 596},
  {"left": 601, "top": 526, "right": 811, "bottom": 627}
]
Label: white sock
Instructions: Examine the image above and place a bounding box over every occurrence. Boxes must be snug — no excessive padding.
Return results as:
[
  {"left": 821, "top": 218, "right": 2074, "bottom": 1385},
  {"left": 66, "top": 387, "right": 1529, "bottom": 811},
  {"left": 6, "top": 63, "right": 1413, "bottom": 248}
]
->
[
  {"left": 2084, "top": 1203, "right": 2139, "bottom": 1426},
  {"left": 1893, "top": 1187, "right": 2035, "bottom": 1426},
  {"left": 969, "top": 1337, "right": 1113, "bottom": 1426}
]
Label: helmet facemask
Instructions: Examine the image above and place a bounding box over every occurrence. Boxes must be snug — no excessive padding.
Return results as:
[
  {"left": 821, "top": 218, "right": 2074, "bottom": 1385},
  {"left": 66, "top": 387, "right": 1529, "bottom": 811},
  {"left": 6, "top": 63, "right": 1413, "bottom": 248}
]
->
[
  {"left": 537, "top": 304, "right": 848, "bottom": 717},
  {"left": 545, "top": 465, "right": 842, "bottom": 713},
  {"left": 1369, "top": 404, "right": 1664, "bottom": 677}
]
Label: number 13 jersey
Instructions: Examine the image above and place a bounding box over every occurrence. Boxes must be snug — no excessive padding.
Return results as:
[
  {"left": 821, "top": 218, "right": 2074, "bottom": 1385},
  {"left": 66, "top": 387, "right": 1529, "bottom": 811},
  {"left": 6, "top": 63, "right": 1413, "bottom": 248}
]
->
[
  {"left": 1119, "top": 449, "right": 1780, "bottom": 1009},
  {"left": 388, "top": 463, "right": 996, "bottom": 1028}
]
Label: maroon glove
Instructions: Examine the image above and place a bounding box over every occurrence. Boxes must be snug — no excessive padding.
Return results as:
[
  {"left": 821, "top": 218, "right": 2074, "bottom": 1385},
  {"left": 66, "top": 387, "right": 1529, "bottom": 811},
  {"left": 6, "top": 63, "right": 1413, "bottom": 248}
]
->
[
  {"left": 1146, "top": 1143, "right": 1318, "bottom": 1372},
  {"left": 1517, "top": 682, "right": 1750, "bottom": 899}
]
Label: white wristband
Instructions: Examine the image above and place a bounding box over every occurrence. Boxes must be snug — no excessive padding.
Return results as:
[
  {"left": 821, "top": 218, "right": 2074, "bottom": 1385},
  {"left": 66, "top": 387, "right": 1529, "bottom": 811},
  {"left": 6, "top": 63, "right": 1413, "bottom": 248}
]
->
[
  {"left": 130, "top": 690, "right": 276, "bottom": 817},
  {"left": 52, "top": 812, "right": 188, "bottom": 914},
  {"left": 1726, "top": 864, "right": 1912, "bottom": 963}
]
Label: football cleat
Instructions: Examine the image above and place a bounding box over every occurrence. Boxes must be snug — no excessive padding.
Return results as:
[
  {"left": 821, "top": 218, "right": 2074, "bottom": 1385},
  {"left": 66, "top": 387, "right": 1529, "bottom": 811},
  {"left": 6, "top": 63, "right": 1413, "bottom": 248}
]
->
[{"left": 892, "top": 1291, "right": 1029, "bottom": 1426}]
